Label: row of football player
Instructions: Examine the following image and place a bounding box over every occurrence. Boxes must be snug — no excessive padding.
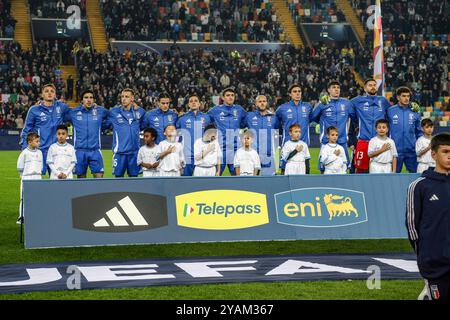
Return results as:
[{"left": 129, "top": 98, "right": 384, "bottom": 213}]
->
[
  {"left": 18, "top": 79, "right": 428, "bottom": 179},
  {"left": 17, "top": 115, "right": 436, "bottom": 181}
]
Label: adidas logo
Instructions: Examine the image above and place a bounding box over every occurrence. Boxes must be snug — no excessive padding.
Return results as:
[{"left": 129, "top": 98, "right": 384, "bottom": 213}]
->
[
  {"left": 72, "top": 192, "right": 168, "bottom": 233},
  {"left": 252, "top": 116, "right": 257, "bottom": 120},
  {"left": 77, "top": 111, "right": 82, "bottom": 115},
  {"left": 393, "top": 115, "right": 399, "bottom": 119},
  {"left": 94, "top": 196, "right": 149, "bottom": 227},
  {"left": 183, "top": 204, "right": 194, "bottom": 217},
  {"left": 40, "top": 112, "right": 45, "bottom": 116},
  {"left": 429, "top": 194, "right": 439, "bottom": 201}
]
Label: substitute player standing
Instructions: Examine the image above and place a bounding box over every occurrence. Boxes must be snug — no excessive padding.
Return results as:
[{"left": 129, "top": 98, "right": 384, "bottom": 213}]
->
[
  {"left": 208, "top": 88, "right": 247, "bottom": 175},
  {"left": 176, "top": 93, "right": 211, "bottom": 176},
  {"left": 276, "top": 84, "right": 313, "bottom": 173},
  {"left": 312, "top": 81, "right": 353, "bottom": 173},
  {"left": 245, "top": 95, "right": 280, "bottom": 176},
  {"left": 386, "top": 87, "right": 423, "bottom": 173},
  {"left": 64, "top": 89, "right": 109, "bottom": 178},
  {"left": 106, "top": 88, "right": 146, "bottom": 177},
  {"left": 406, "top": 133, "right": 450, "bottom": 301},
  {"left": 20, "top": 84, "right": 69, "bottom": 175}
]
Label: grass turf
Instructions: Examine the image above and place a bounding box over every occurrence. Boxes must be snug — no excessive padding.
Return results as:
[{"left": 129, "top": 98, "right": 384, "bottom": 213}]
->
[{"left": 0, "top": 150, "right": 418, "bottom": 300}]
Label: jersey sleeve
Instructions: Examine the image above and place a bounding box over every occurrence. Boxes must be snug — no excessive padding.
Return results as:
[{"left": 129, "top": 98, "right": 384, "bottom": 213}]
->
[
  {"left": 137, "top": 148, "right": 144, "bottom": 165},
  {"left": 391, "top": 139, "right": 398, "bottom": 158},
  {"left": 304, "top": 143, "right": 311, "bottom": 160},
  {"left": 253, "top": 151, "right": 261, "bottom": 170},
  {"left": 239, "top": 107, "right": 247, "bottom": 129},
  {"left": 233, "top": 150, "right": 240, "bottom": 167},
  {"left": 368, "top": 138, "right": 376, "bottom": 156},
  {"left": 310, "top": 103, "right": 322, "bottom": 124},
  {"left": 46, "top": 146, "right": 54, "bottom": 164},
  {"left": 17, "top": 151, "right": 25, "bottom": 172},
  {"left": 414, "top": 114, "right": 423, "bottom": 138},
  {"left": 406, "top": 179, "right": 423, "bottom": 252},
  {"left": 415, "top": 138, "right": 426, "bottom": 156},
  {"left": 101, "top": 108, "right": 111, "bottom": 130},
  {"left": 20, "top": 107, "right": 36, "bottom": 149},
  {"left": 280, "top": 142, "right": 290, "bottom": 161}
]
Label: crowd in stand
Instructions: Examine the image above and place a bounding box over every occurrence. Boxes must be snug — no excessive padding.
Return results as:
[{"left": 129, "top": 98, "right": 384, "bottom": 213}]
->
[
  {"left": 102, "top": 0, "right": 284, "bottom": 42},
  {"left": 28, "top": 0, "right": 87, "bottom": 18},
  {"left": 0, "top": 40, "right": 65, "bottom": 129},
  {"left": 0, "top": 0, "right": 16, "bottom": 39},
  {"left": 75, "top": 44, "right": 360, "bottom": 112},
  {"left": 288, "top": 0, "right": 346, "bottom": 23},
  {"left": 352, "top": 0, "right": 448, "bottom": 37}
]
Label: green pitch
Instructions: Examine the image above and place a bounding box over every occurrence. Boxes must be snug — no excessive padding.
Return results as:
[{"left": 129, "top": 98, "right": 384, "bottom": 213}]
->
[{"left": 0, "top": 150, "right": 420, "bottom": 300}]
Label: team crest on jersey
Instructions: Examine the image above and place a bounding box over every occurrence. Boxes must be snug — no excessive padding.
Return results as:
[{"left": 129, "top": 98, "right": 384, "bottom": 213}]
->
[
  {"left": 302, "top": 107, "right": 307, "bottom": 113},
  {"left": 340, "top": 104, "right": 345, "bottom": 111},
  {"left": 92, "top": 108, "right": 97, "bottom": 116},
  {"left": 233, "top": 110, "right": 238, "bottom": 117},
  {"left": 267, "top": 116, "right": 272, "bottom": 122},
  {"left": 168, "top": 115, "right": 173, "bottom": 121},
  {"left": 56, "top": 107, "right": 61, "bottom": 114}
]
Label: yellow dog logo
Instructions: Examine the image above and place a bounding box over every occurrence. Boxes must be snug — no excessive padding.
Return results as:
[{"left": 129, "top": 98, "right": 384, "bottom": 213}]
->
[{"left": 323, "top": 194, "right": 359, "bottom": 221}]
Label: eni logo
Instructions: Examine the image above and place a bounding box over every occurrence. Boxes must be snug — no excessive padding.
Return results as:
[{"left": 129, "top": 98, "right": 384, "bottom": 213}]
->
[
  {"left": 176, "top": 190, "right": 269, "bottom": 230},
  {"left": 323, "top": 194, "right": 358, "bottom": 221},
  {"left": 275, "top": 188, "right": 368, "bottom": 228}
]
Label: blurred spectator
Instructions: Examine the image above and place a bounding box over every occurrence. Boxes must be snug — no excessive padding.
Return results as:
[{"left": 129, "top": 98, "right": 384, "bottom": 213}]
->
[
  {"left": 28, "top": 0, "right": 87, "bottom": 18},
  {"left": 101, "top": 0, "right": 284, "bottom": 42},
  {"left": 0, "top": 0, "right": 16, "bottom": 38},
  {"left": 288, "top": 0, "right": 346, "bottom": 23}
]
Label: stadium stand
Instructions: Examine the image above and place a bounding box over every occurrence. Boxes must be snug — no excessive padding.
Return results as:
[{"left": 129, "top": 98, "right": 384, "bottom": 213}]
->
[
  {"left": 350, "top": 0, "right": 449, "bottom": 125},
  {"left": 101, "top": 0, "right": 285, "bottom": 42},
  {"left": 0, "top": 40, "right": 68, "bottom": 129},
  {"left": 0, "top": 0, "right": 16, "bottom": 38},
  {"left": 28, "top": 0, "right": 87, "bottom": 18},
  {"left": 75, "top": 44, "right": 360, "bottom": 111},
  {"left": 287, "top": 0, "right": 346, "bottom": 23}
]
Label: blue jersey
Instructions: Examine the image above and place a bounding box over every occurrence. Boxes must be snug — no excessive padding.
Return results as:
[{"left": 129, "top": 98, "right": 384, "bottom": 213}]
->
[
  {"left": 245, "top": 110, "right": 280, "bottom": 166},
  {"left": 65, "top": 105, "right": 109, "bottom": 150},
  {"left": 107, "top": 106, "right": 146, "bottom": 154},
  {"left": 176, "top": 111, "right": 211, "bottom": 160},
  {"left": 208, "top": 104, "right": 247, "bottom": 153},
  {"left": 311, "top": 98, "right": 353, "bottom": 145},
  {"left": 20, "top": 101, "right": 69, "bottom": 150},
  {"left": 142, "top": 108, "right": 178, "bottom": 144},
  {"left": 275, "top": 100, "right": 312, "bottom": 145},
  {"left": 387, "top": 104, "right": 422, "bottom": 154},
  {"left": 349, "top": 95, "right": 390, "bottom": 141}
]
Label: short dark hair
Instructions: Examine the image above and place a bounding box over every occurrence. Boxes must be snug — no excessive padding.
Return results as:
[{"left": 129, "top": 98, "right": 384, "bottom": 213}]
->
[
  {"left": 421, "top": 118, "right": 434, "bottom": 128},
  {"left": 327, "top": 81, "right": 340, "bottom": 88},
  {"left": 188, "top": 93, "right": 200, "bottom": 101},
  {"left": 364, "top": 78, "right": 377, "bottom": 86},
  {"left": 396, "top": 86, "right": 412, "bottom": 96},
  {"left": 122, "top": 88, "right": 135, "bottom": 96},
  {"left": 221, "top": 87, "right": 235, "bottom": 96},
  {"left": 376, "top": 119, "right": 389, "bottom": 128},
  {"left": 81, "top": 89, "right": 94, "bottom": 99},
  {"left": 431, "top": 133, "right": 450, "bottom": 152},
  {"left": 158, "top": 93, "right": 171, "bottom": 101},
  {"left": 26, "top": 132, "right": 39, "bottom": 143},
  {"left": 42, "top": 83, "right": 56, "bottom": 92},
  {"left": 241, "top": 129, "right": 255, "bottom": 139},
  {"left": 143, "top": 127, "right": 158, "bottom": 140},
  {"left": 288, "top": 84, "right": 301, "bottom": 93},
  {"left": 289, "top": 123, "right": 301, "bottom": 131},
  {"left": 326, "top": 126, "right": 338, "bottom": 134},
  {"left": 56, "top": 124, "right": 68, "bottom": 132},
  {"left": 205, "top": 123, "right": 216, "bottom": 131}
]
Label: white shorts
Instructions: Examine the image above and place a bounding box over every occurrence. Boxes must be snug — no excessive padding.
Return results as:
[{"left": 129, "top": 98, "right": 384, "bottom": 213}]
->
[
  {"left": 369, "top": 162, "right": 392, "bottom": 173},
  {"left": 417, "top": 163, "right": 433, "bottom": 173},
  {"left": 143, "top": 170, "right": 159, "bottom": 177},
  {"left": 159, "top": 170, "right": 181, "bottom": 177},
  {"left": 193, "top": 166, "right": 216, "bottom": 176},
  {"left": 285, "top": 162, "right": 306, "bottom": 175}
]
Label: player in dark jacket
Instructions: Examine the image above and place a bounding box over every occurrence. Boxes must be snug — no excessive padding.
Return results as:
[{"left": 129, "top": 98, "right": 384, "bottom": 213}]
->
[{"left": 406, "top": 133, "right": 450, "bottom": 301}]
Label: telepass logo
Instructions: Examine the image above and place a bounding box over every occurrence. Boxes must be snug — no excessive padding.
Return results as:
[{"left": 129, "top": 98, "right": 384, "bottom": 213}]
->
[{"left": 176, "top": 190, "right": 269, "bottom": 230}]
